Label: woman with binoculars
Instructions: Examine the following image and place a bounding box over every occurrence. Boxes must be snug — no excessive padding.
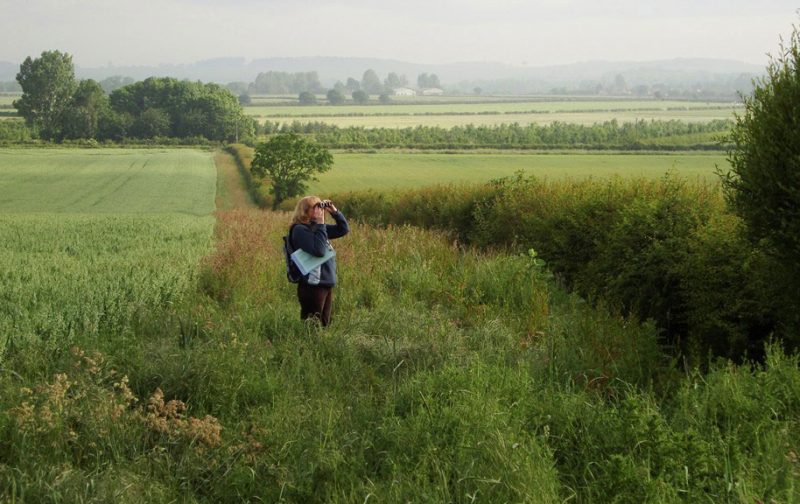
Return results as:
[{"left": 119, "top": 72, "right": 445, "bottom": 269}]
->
[{"left": 288, "top": 196, "right": 349, "bottom": 326}]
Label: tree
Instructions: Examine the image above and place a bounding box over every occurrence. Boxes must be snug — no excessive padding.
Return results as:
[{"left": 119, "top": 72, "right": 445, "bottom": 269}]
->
[
  {"left": 345, "top": 77, "right": 360, "bottom": 92},
  {"left": 417, "top": 73, "right": 441, "bottom": 89},
  {"left": 722, "top": 24, "right": 800, "bottom": 269},
  {"left": 14, "top": 50, "right": 77, "bottom": 140},
  {"left": 352, "top": 90, "right": 368, "bottom": 104},
  {"left": 327, "top": 88, "right": 345, "bottom": 105},
  {"left": 109, "top": 77, "right": 252, "bottom": 141},
  {"left": 132, "top": 107, "right": 171, "bottom": 138},
  {"left": 61, "top": 79, "right": 109, "bottom": 139},
  {"left": 379, "top": 93, "right": 391, "bottom": 104},
  {"left": 298, "top": 91, "right": 316, "bottom": 105},
  {"left": 250, "top": 133, "right": 334, "bottom": 210},
  {"left": 384, "top": 72, "right": 405, "bottom": 89},
  {"left": 361, "top": 69, "right": 383, "bottom": 95},
  {"left": 238, "top": 93, "right": 252, "bottom": 105}
]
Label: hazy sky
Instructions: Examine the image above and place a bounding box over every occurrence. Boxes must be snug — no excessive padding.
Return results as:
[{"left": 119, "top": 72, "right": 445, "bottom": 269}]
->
[{"left": 1, "top": 0, "right": 796, "bottom": 67}]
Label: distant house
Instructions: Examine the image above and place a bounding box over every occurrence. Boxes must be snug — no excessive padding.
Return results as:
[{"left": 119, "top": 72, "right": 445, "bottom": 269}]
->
[
  {"left": 421, "top": 87, "right": 444, "bottom": 96},
  {"left": 392, "top": 87, "right": 416, "bottom": 96}
]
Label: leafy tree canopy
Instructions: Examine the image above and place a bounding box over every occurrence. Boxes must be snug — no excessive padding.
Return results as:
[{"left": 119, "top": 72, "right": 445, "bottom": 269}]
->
[
  {"left": 298, "top": 91, "right": 317, "bottom": 105},
  {"left": 327, "top": 88, "right": 345, "bottom": 105},
  {"left": 250, "top": 133, "right": 333, "bottom": 209},
  {"left": 722, "top": 24, "right": 800, "bottom": 268},
  {"left": 15, "top": 50, "right": 77, "bottom": 140},
  {"left": 361, "top": 69, "right": 383, "bottom": 95},
  {"left": 352, "top": 90, "right": 368, "bottom": 104}
]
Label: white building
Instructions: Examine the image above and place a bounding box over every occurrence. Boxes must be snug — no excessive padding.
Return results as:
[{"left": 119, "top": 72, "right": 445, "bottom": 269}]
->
[
  {"left": 392, "top": 87, "right": 416, "bottom": 96},
  {"left": 421, "top": 87, "right": 444, "bottom": 96}
]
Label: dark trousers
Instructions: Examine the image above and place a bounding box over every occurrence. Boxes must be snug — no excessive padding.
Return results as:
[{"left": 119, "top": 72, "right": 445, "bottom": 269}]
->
[{"left": 297, "top": 283, "right": 334, "bottom": 326}]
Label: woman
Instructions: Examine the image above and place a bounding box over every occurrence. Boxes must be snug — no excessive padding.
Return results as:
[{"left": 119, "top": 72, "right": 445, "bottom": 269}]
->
[{"left": 288, "top": 196, "right": 349, "bottom": 326}]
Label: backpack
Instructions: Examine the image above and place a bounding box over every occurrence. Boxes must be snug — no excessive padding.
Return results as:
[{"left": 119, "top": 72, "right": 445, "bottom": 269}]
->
[{"left": 283, "top": 225, "right": 303, "bottom": 283}]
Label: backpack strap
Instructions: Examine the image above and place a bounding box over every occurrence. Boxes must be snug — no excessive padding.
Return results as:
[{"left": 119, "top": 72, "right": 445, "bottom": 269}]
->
[{"left": 287, "top": 223, "right": 298, "bottom": 250}]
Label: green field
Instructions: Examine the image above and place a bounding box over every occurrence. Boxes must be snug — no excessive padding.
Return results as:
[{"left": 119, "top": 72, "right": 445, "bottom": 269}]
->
[
  {"left": 248, "top": 99, "right": 741, "bottom": 128},
  {"left": 0, "top": 149, "right": 216, "bottom": 213},
  {"left": 308, "top": 151, "right": 727, "bottom": 193},
  {"left": 0, "top": 148, "right": 215, "bottom": 351},
  {"left": 249, "top": 99, "right": 738, "bottom": 117},
  {"left": 0, "top": 94, "right": 18, "bottom": 107}
]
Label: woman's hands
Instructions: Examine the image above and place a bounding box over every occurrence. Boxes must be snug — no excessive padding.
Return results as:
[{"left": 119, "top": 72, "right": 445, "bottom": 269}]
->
[
  {"left": 310, "top": 200, "right": 337, "bottom": 224},
  {"left": 323, "top": 200, "right": 338, "bottom": 213}
]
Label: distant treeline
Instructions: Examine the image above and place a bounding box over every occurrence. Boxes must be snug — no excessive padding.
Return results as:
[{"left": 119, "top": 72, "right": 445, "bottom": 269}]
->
[
  {"left": 12, "top": 51, "right": 256, "bottom": 143},
  {"left": 225, "top": 69, "right": 437, "bottom": 97},
  {"left": 261, "top": 119, "right": 732, "bottom": 150},
  {"left": 247, "top": 71, "right": 324, "bottom": 95}
]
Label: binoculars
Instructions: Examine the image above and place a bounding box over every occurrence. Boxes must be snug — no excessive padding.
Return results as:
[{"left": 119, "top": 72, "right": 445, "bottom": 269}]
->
[{"left": 314, "top": 200, "right": 333, "bottom": 209}]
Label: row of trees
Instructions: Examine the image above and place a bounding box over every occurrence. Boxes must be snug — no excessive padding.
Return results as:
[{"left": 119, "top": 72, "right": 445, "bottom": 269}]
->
[
  {"left": 229, "top": 69, "right": 440, "bottom": 100},
  {"left": 261, "top": 119, "right": 732, "bottom": 149},
  {"left": 298, "top": 89, "right": 392, "bottom": 106},
  {"left": 14, "top": 51, "right": 254, "bottom": 142},
  {"left": 330, "top": 70, "right": 440, "bottom": 95},
  {"left": 248, "top": 71, "right": 323, "bottom": 95}
]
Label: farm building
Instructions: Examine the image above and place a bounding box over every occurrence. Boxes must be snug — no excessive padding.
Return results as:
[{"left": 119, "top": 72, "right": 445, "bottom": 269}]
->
[
  {"left": 421, "top": 87, "right": 444, "bottom": 96},
  {"left": 392, "top": 87, "right": 416, "bottom": 96}
]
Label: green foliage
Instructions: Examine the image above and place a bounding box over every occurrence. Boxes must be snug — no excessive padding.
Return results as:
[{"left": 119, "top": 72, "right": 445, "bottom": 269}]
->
[
  {"left": 14, "top": 50, "right": 77, "bottom": 140},
  {"left": 298, "top": 91, "right": 317, "bottom": 105},
  {"left": 268, "top": 119, "right": 732, "bottom": 150},
  {"left": 250, "top": 133, "right": 333, "bottom": 209},
  {"left": 417, "top": 73, "right": 441, "bottom": 88},
  {"left": 0, "top": 119, "right": 33, "bottom": 142},
  {"left": 109, "top": 77, "right": 254, "bottom": 141},
  {"left": 61, "top": 79, "right": 110, "bottom": 140},
  {"left": 326, "top": 88, "right": 345, "bottom": 105},
  {"left": 250, "top": 70, "right": 322, "bottom": 94},
  {"left": 723, "top": 25, "right": 800, "bottom": 271},
  {"left": 351, "top": 89, "right": 368, "bottom": 104},
  {"left": 334, "top": 174, "right": 797, "bottom": 360},
  {"left": 360, "top": 69, "right": 383, "bottom": 95},
  {"left": 12, "top": 50, "right": 256, "bottom": 143}
]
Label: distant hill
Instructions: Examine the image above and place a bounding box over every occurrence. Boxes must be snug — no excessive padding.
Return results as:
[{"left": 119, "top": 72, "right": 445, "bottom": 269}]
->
[{"left": 1, "top": 56, "right": 764, "bottom": 96}]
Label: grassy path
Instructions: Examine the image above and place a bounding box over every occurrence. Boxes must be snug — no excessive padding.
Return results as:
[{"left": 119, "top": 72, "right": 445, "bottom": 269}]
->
[{"left": 214, "top": 150, "right": 256, "bottom": 210}]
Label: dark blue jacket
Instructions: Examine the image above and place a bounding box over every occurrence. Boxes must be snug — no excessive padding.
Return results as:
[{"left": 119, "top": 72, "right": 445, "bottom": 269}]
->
[{"left": 290, "top": 211, "right": 349, "bottom": 286}]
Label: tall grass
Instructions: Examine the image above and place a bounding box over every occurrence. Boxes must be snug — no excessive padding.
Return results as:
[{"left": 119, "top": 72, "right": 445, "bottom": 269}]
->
[
  {"left": 332, "top": 173, "right": 799, "bottom": 361},
  {"left": 3, "top": 207, "right": 798, "bottom": 502}
]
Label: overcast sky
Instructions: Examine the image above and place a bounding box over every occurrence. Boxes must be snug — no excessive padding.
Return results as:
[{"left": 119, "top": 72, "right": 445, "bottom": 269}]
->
[{"left": 1, "top": 0, "right": 796, "bottom": 68}]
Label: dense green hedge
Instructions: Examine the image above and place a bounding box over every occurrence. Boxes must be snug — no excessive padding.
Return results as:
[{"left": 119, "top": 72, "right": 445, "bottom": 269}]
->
[
  {"left": 0, "top": 119, "right": 32, "bottom": 142},
  {"left": 262, "top": 119, "right": 732, "bottom": 150},
  {"left": 333, "top": 174, "right": 799, "bottom": 361}
]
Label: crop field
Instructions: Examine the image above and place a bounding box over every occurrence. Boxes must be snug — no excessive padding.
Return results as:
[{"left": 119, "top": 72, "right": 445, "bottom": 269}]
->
[
  {"left": 306, "top": 151, "right": 727, "bottom": 193},
  {"left": 248, "top": 99, "right": 738, "bottom": 117},
  {"left": 0, "top": 148, "right": 215, "bottom": 354},
  {"left": 0, "top": 94, "right": 18, "bottom": 107},
  {"left": 248, "top": 99, "right": 742, "bottom": 128}
]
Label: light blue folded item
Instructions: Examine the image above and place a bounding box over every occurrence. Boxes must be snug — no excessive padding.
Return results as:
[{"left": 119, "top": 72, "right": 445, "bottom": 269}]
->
[{"left": 290, "top": 247, "right": 336, "bottom": 276}]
